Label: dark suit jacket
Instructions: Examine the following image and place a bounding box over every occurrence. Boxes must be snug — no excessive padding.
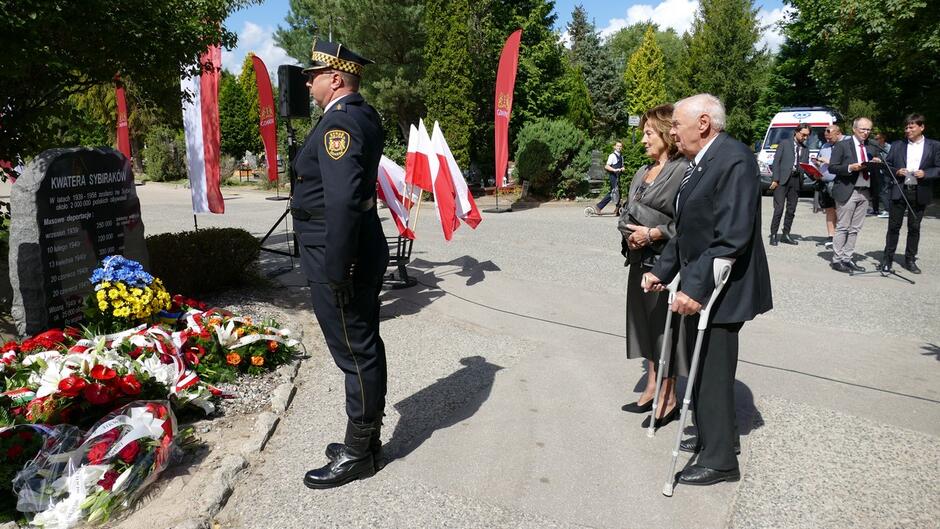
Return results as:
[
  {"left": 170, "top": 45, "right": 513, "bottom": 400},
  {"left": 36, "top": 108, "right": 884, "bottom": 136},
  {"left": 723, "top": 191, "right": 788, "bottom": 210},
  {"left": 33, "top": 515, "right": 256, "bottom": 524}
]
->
[
  {"left": 291, "top": 93, "right": 390, "bottom": 284},
  {"left": 651, "top": 133, "right": 773, "bottom": 325},
  {"left": 884, "top": 137, "right": 940, "bottom": 206},
  {"left": 771, "top": 138, "right": 808, "bottom": 186},
  {"left": 828, "top": 137, "right": 879, "bottom": 203}
]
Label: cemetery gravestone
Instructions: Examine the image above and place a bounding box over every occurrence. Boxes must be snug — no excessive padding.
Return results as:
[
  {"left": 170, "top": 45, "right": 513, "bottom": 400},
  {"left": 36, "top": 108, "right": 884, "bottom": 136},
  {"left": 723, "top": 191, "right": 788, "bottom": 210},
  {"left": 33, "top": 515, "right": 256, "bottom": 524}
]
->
[{"left": 9, "top": 148, "right": 148, "bottom": 336}]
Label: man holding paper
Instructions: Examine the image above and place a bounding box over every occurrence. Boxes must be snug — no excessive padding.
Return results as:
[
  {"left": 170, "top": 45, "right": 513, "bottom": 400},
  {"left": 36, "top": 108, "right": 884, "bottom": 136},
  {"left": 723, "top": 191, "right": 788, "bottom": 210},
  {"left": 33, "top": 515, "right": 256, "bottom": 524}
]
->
[
  {"left": 768, "top": 123, "right": 810, "bottom": 246},
  {"left": 827, "top": 117, "right": 881, "bottom": 273}
]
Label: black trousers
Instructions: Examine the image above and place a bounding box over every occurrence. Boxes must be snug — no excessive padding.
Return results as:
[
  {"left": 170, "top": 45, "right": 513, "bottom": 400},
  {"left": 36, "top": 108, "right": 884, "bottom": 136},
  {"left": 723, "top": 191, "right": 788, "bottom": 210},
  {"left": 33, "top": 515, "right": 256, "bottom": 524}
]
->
[
  {"left": 596, "top": 172, "right": 620, "bottom": 210},
  {"left": 308, "top": 278, "right": 387, "bottom": 424},
  {"left": 685, "top": 319, "right": 743, "bottom": 472},
  {"left": 770, "top": 174, "right": 800, "bottom": 235},
  {"left": 884, "top": 192, "right": 926, "bottom": 260}
]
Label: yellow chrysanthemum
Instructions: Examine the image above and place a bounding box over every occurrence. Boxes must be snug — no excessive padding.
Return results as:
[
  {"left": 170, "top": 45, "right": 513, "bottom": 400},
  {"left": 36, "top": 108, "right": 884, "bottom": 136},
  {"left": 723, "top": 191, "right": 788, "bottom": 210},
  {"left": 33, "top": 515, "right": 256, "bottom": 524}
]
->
[{"left": 98, "top": 301, "right": 108, "bottom": 311}]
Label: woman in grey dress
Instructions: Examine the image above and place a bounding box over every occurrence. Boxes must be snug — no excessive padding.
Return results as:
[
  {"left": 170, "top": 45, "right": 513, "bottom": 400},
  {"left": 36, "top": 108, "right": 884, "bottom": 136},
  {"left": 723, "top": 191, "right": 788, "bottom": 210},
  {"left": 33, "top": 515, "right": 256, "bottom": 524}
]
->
[{"left": 619, "top": 104, "right": 687, "bottom": 428}]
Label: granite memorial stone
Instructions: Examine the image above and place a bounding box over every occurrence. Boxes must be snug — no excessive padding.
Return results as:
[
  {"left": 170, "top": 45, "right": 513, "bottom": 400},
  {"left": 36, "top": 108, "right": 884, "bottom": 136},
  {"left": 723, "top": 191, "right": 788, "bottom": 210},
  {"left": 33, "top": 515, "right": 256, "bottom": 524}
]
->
[{"left": 9, "top": 147, "right": 148, "bottom": 335}]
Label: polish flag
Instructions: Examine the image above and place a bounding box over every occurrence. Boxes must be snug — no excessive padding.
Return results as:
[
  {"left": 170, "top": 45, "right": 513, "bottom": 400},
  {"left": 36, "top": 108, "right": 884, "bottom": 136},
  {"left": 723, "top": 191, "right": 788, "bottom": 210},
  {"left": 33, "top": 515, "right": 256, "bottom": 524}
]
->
[
  {"left": 423, "top": 120, "right": 459, "bottom": 241},
  {"left": 431, "top": 121, "right": 482, "bottom": 229},
  {"left": 406, "top": 121, "right": 435, "bottom": 194},
  {"left": 377, "top": 155, "right": 415, "bottom": 239},
  {"left": 181, "top": 45, "right": 224, "bottom": 214},
  {"left": 402, "top": 124, "right": 421, "bottom": 207}
]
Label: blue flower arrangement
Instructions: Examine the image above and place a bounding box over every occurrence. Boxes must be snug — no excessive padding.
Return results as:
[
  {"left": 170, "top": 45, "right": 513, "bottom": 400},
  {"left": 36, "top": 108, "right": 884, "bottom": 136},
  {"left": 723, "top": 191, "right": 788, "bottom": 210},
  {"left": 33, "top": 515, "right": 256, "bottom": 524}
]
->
[{"left": 88, "top": 255, "right": 154, "bottom": 289}]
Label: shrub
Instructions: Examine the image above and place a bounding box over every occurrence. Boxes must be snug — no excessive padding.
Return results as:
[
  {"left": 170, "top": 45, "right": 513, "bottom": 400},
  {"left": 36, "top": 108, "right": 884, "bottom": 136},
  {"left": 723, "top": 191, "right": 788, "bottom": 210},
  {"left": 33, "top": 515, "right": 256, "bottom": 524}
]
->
[
  {"left": 141, "top": 125, "right": 187, "bottom": 182},
  {"left": 145, "top": 228, "right": 260, "bottom": 296},
  {"left": 514, "top": 119, "right": 591, "bottom": 199}
]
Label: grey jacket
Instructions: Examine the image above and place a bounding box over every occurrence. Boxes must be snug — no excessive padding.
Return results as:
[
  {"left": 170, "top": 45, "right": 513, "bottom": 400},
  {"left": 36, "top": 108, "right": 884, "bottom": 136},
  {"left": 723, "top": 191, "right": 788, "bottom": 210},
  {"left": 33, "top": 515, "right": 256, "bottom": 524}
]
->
[{"left": 619, "top": 156, "right": 685, "bottom": 263}]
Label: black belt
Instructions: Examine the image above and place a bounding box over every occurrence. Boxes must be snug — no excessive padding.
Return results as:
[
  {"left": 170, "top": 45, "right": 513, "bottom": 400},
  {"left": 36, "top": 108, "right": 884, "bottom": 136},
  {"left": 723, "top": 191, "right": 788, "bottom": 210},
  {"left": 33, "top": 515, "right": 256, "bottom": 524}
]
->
[{"left": 290, "top": 197, "right": 376, "bottom": 221}]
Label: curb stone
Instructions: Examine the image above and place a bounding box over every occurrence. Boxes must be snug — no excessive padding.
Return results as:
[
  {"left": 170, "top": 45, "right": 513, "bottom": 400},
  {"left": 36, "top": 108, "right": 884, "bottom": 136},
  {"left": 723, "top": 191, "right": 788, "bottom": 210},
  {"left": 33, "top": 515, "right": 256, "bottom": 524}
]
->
[{"left": 183, "top": 355, "right": 305, "bottom": 528}]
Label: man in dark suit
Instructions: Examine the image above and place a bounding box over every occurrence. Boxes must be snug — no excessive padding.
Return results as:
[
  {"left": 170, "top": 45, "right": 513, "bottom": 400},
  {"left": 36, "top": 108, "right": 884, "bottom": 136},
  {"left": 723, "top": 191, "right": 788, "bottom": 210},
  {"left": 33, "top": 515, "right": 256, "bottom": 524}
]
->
[
  {"left": 769, "top": 123, "right": 810, "bottom": 245},
  {"left": 292, "top": 40, "right": 390, "bottom": 489},
  {"left": 642, "top": 94, "right": 773, "bottom": 486},
  {"left": 881, "top": 114, "right": 940, "bottom": 274},
  {"left": 827, "top": 117, "right": 882, "bottom": 273}
]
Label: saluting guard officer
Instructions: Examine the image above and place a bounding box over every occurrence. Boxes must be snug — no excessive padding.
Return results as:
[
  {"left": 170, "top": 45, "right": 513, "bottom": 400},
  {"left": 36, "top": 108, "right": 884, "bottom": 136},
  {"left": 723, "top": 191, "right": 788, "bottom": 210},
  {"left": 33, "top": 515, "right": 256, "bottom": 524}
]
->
[{"left": 293, "top": 39, "right": 390, "bottom": 489}]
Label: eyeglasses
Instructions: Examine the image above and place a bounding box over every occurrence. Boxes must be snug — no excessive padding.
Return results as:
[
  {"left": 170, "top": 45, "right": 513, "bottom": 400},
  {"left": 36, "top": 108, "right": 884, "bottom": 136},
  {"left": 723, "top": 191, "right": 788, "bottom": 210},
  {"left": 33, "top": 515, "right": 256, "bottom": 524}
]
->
[{"left": 856, "top": 128, "right": 872, "bottom": 132}]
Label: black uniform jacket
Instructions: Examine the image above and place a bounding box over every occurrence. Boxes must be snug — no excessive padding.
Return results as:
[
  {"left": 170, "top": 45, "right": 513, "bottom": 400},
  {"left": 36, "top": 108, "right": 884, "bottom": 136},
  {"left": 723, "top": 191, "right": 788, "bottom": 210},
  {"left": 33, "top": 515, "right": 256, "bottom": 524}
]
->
[
  {"left": 651, "top": 133, "right": 773, "bottom": 325},
  {"left": 885, "top": 137, "right": 940, "bottom": 206},
  {"left": 291, "top": 93, "right": 389, "bottom": 284},
  {"left": 828, "top": 137, "right": 879, "bottom": 204},
  {"left": 770, "top": 137, "right": 807, "bottom": 186}
]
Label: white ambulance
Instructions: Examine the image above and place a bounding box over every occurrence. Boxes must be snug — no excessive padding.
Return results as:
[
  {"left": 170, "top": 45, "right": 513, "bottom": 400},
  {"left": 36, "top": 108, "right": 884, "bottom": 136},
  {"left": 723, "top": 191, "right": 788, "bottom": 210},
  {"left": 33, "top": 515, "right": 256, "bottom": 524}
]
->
[{"left": 756, "top": 106, "right": 842, "bottom": 193}]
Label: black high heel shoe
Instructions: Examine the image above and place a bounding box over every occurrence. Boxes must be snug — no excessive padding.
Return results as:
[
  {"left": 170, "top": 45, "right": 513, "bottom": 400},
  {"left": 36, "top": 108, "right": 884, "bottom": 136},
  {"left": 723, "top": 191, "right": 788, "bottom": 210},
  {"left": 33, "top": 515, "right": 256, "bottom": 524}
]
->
[
  {"left": 621, "top": 400, "right": 653, "bottom": 413},
  {"left": 641, "top": 406, "right": 679, "bottom": 429}
]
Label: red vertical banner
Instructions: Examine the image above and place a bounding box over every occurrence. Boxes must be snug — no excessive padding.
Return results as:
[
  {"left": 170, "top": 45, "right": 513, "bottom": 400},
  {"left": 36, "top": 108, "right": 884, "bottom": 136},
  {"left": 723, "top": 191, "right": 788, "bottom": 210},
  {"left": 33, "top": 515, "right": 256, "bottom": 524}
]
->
[
  {"left": 114, "top": 77, "right": 131, "bottom": 159},
  {"left": 494, "top": 29, "right": 522, "bottom": 188},
  {"left": 250, "top": 54, "right": 279, "bottom": 182},
  {"left": 200, "top": 45, "right": 224, "bottom": 213}
]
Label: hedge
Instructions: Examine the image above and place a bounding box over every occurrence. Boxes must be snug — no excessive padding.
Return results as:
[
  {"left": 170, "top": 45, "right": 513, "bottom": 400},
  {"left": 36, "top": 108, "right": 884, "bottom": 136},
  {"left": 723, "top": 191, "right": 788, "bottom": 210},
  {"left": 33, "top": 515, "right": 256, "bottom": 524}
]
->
[{"left": 145, "top": 228, "right": 260, "bottom": 296}]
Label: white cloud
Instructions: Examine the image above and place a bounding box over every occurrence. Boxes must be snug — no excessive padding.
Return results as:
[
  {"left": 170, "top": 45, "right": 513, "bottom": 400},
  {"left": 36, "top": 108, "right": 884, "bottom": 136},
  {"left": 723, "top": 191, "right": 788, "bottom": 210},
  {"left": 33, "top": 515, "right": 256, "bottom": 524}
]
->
[
  {"left": 599, "top": 0, "right": 699, "bottom": 39},
  {"left": 757, "top": 6, "right": 791, "bottom": 53},
  {"left": 222, "top": 21, "right": 298, "bottom": 78},
  {"left": 559, "top": 30, "right": 572, "bottom": 49}
]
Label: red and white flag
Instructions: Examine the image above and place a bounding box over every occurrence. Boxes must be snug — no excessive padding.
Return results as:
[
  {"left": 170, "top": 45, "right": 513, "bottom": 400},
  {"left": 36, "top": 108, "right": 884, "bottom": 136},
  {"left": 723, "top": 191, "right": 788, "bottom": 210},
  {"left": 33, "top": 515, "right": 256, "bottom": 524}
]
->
[
  {"left": 407, "top": 120, "right": 435, "bottom": 194},
  {"left": 114, "top": 76, "right": 131, "bottom": 160},
  {"left": 377, "top": 155, "right": 415, "bottom": 239},
  {"left": 432, "top": 121, "right": 482, "bottom": 229},
  {"left": 181, "top": 45, "right": 224, "bottom": 214},
  {"left": 402, "top": 124, "right": 422, "bottom": 207},
  {"left": 422, "top": 120, "right": 459, "bottom": 241}
]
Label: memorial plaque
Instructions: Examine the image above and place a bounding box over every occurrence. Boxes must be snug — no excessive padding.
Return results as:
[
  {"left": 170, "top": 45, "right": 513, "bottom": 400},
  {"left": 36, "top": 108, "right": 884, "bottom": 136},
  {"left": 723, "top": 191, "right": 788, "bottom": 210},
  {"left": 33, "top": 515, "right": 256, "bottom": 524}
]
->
[{"left": 9, "top": 148, "right": 148, "bottom": 335}]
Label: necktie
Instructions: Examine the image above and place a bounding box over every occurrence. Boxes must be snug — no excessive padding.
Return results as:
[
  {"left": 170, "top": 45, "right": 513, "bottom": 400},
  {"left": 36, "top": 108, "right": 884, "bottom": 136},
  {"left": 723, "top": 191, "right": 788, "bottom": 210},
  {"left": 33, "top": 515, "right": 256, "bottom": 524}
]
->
[
  {"left": 676, "top": 160, "right": 695, "bottom": 211},
  {"left": 858, "top": 141, "right": 869, "bottom": 180}
]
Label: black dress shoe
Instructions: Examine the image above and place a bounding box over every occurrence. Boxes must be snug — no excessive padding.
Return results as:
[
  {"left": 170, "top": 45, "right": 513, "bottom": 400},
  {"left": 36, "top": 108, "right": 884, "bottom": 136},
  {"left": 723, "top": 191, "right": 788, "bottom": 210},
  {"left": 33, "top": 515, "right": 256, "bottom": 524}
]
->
[
  {"left": 769, "top": 234, "right": 779, "bottom": 246},
  {"left": 677, "top": 465, "right": 740, "bottom": 486},
  {"left": 678, "top": 436, "right": 740, "bottom": 455},
  {"left": 846, "top": 261, "right": 865, "bottom": 272},
  {"left": 830, "top": 262, "right": 850, "bottom": 273},
  {"left": 641, "top": 406, "right": 679, "bottom": 429},
  {"left": 780, "top": 233, "right": 798, "bottom": 245},
  {"left": 905, "top": 259, "right": 921, "bottom": 274},
  {"left": 621, "top": 400, "right": 653, "bottom": 413}
]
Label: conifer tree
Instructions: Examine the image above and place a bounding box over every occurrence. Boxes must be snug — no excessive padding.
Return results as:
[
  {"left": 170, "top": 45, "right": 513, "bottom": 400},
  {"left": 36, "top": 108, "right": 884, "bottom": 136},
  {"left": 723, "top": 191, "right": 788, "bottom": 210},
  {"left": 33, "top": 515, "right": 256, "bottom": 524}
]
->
[
  {"left": 564, "top": 62, "right": 594, "bottom": 132},
  {"left": 219, "top": 71, "right": 256, "bottom": 159},
  {"left": 624, "top": 26, "right": 667, "bottom": 116},
  {"left": 236, "top": 54, "right": 263, "bottom": 154},
  {"left": 566, "top": 5, "right": 626, "bottom": 137},
  {"left": 683, "top": 0, "right": 768, "bottom": 143}
]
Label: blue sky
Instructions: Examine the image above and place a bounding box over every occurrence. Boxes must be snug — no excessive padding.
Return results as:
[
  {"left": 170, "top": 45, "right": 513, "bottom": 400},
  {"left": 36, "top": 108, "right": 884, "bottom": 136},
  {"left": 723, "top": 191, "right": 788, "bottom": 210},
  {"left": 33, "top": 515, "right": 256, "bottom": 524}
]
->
[{"left": 223, "top": 0, "right": 789, "bottom": 75}]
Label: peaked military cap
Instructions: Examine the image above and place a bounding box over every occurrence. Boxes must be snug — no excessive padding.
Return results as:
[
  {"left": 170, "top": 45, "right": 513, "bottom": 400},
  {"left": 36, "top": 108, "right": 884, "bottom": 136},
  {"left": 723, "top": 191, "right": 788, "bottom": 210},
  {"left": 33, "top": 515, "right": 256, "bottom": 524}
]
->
[{"left": 303, "top": 39, "right": 374, "bottom": 77}]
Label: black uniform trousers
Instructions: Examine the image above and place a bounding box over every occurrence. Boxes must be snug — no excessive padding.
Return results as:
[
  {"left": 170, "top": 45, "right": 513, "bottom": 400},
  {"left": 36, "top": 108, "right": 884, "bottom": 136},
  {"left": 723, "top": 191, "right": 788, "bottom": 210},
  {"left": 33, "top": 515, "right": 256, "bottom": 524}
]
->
[
  {"left": 884, "top": 187, "right": 926, "bottom": 260},
  {"left": 308, "top": 276, "right": 387, "bottom": 425},
  {"left": 770, "top": 172, "right": 800, "bottom": 235},
  {"left": 685, "top": 318, "right": 743, "bottom": 472}
]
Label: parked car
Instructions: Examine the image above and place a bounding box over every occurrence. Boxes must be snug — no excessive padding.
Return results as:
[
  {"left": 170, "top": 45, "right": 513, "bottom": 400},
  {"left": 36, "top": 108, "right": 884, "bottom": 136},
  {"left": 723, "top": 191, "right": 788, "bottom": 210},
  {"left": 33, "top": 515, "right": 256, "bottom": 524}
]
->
[{"left": 756, "top": 106, "right": 842, "bottom": 195}]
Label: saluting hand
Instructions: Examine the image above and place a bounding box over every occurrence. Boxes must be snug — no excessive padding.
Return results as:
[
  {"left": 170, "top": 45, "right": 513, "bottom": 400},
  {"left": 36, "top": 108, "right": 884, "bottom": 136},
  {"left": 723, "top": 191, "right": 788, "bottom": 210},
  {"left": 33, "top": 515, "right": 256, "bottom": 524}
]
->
[{"left": 671, "top": 291, "right": 702, "bottom": 315}]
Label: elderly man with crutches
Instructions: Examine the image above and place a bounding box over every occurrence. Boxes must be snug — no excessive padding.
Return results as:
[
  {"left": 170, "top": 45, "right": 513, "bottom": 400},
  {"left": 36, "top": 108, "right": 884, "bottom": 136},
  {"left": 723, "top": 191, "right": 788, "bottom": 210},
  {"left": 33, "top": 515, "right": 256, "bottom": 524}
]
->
[{"left": 641, "top": 94, "right": 773, "bottom": 492}]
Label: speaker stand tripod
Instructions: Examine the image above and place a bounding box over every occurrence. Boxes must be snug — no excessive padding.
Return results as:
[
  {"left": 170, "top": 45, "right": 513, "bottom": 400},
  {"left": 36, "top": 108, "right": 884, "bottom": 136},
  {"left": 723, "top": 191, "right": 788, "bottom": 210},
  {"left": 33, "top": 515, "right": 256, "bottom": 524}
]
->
[{"left": 258, "top": 119, "right": 298, "bottom": 274}]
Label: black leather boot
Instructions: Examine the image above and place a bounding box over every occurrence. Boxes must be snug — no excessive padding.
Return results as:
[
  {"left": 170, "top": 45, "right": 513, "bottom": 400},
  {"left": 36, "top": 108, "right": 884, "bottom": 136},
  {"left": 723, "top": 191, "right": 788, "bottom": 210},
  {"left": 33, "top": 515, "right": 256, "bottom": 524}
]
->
[
  {"left": 780, "top": 232, "right": 797, "bottom": 245},
  {"left": 769, "top": 234, "right": 779, "bottom": 246},
  {"left": 325, "top": 419, "right": 384, "bottom": 470},
  {"left": 304, "top": 421, "right": 376, "bottom": 489}
]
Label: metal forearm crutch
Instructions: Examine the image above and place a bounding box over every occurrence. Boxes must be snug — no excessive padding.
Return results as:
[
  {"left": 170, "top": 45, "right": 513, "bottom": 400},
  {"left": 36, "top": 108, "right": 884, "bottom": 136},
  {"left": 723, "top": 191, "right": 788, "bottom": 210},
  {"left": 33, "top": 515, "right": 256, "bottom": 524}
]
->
[
  {"left": 647, "top": 274, "right": 682, "bottom": 438},
  {"left": 662, "top": 257, "right": 735, "bottom": 497}
]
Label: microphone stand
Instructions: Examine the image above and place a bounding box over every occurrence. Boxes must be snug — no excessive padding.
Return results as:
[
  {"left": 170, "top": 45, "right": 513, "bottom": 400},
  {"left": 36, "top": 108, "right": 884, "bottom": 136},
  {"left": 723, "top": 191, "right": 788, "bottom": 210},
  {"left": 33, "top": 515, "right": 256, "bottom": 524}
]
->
[{"left": 855, "top": 141, "right": 916, "bottom": 284}]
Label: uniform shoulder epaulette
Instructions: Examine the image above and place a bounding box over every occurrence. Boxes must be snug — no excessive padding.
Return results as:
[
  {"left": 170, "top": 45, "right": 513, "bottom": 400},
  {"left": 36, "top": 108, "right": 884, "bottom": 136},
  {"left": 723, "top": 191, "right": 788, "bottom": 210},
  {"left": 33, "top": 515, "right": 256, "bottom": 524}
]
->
[{"left": 331, "top": 102, "right": 349, "bottom": 113}]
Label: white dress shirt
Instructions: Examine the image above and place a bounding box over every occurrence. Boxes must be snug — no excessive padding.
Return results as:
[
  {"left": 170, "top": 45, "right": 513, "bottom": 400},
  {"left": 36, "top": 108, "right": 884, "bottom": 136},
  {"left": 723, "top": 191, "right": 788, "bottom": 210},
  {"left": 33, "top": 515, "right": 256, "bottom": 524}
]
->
[{"left": 905, "top": 137, "right": 925, "bottom": 185}]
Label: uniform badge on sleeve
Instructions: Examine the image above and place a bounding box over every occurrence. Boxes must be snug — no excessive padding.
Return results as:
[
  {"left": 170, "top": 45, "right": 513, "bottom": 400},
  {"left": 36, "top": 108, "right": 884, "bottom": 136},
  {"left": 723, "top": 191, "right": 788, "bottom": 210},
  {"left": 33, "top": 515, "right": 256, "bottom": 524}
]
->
[{"left": 324, "top": 130, "right": 350, "bottom": 160}]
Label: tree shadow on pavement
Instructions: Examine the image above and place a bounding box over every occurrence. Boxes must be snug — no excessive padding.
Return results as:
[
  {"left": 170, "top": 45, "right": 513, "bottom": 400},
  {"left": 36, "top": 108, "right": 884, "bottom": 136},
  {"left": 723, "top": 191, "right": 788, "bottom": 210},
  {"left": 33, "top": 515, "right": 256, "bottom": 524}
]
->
[{"left": 384, "top": 356, "right": 503, "bottom": 462}]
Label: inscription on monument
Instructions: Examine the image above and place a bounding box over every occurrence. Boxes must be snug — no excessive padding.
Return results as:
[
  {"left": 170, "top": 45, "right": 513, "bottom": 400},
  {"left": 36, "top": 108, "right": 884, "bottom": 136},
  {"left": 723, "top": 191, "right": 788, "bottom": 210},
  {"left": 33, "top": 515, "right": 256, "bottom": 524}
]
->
[{"left": 10, "top": 148, "right": 148, "bottom": 335}]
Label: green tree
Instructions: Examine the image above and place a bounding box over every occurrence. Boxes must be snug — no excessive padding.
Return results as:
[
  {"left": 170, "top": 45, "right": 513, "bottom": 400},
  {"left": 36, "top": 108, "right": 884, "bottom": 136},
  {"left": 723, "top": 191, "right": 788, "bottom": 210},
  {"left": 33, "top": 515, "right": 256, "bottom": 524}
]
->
[
  {"left": 219, "top": 71, "right": 258, "bottom": 158},
  {"left": 276, "top": 0, "right": 427, "bottom": 138},
  {"left": 779, "top": 0, "right": 940, "bottom": 133},
  {"left": 684, "top": 0, "right": 769, "bottom": 143},
  {"left": 563, "top": 62, "right": 594, "bottom": 131},
  {"left": 236, "top": 54, "right": 264, "bottom": 154},
  {"left": 606, "top": 23, "right": 687, "bottom": 102},
  {"left": 422, "top": 0, "right": 481, "bottom": 167},
  {"left": 566, "top": 6, "right": 626, "bottom": 137},
  {"left": 624, "top": 26, "right": 667, "bottom": 116},
  {"left": 0, "top": 0, "right": 250, "bottom": 161}
]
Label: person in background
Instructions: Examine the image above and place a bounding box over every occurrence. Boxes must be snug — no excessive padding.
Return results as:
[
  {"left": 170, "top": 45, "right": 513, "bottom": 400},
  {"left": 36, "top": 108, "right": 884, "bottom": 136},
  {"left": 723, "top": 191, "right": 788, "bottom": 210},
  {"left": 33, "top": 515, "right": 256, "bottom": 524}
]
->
[
  {"left": 874, "top": 132, "right": 892, "bottom": 218},
  {"left": 619, "top": 104, "right": 687, "bottom": 429},
  {"left": 586, "top": 141, "right": 625, "bottom": 215},
  {"left": 811, "top": 125, "right": 845, "bottom": 249},
  {"left": 768, "top": 123, "right": 810, "bottom": 246},
  {"left": 827, "top": 117, "right": 881, "bottom": 273},
  {"left": 881, "top": 114, "right": 940, "bottom": 274}
]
